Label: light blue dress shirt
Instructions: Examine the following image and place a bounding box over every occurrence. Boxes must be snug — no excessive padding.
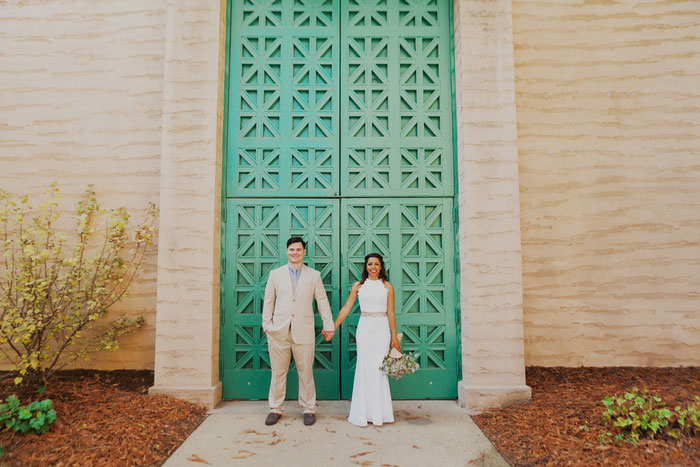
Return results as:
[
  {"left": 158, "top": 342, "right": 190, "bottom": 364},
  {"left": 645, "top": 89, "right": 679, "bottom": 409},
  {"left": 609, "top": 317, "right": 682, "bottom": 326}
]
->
[{"left": 288, "top": 264, "right": 301, "bottom": 291}]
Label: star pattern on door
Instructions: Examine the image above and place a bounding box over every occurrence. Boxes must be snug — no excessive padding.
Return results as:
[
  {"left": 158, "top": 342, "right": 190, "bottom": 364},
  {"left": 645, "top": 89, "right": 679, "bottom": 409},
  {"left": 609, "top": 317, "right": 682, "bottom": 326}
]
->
[
  {"left": 234, "top": 326, "right": 272, "bottom": 370},
  {"left": 239, "top": 36, "right": 282, "bottom": 138},
  {"left": 401, "top": 325, "right": 447, "bottom": 370},
  {"left": 236, "top": 148, "right": 281, "bottom": 191},
  {"left": 399, "top": 37, "right": 441, "bottom": 138},
  {"left": 400, "top": 148, "right": 444, "bottom": 190},
  {"left": 293, "top": 0, "right": 334, "bottom": 27},
  {"left": 290, "top": 149, "right": 334, "bottom": 190},
  {"left": 347, "top": 37, "right": 389, "bottom": 138},
  {"left": 292, "top": 37, "right": 334, "bottom": 139},
  {"left": 346, "top": 148, "right": 390, "bottom": 190},
  {"left": 232, "top": 204, "right": 280, "bottom": 315},
  {"left": 345, "top": 203, "right": 392, "bottom": 277},
  {"left": 242, "top": 0, "right": 283, "bottom": 28},
  {"left": 339, "top": 198, "right": 456, "bottom": 396},
  {"left": 225, "top": 0, "right": 457, "bottom": 399},
  {"left": 347, "top": 0, "right": 388, "bottom": 28},
  {"left": 399, "top": 204, "right": 446, "bottom": 316},
  {"left": 341, "top": 0, "right": 452, "bottom": 197},
  {"left": 398, "top": 0, "right": 439, "bottom": 28}
]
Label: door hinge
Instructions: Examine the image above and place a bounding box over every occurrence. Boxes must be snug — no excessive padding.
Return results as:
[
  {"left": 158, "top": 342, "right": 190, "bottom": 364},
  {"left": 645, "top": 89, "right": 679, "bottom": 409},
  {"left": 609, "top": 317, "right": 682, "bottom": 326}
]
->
[
  {"left": 221, "top": 257, "right": 226, "bottom": 275},
  {"left": 452, "top": 204, "right": 459, "bottom": 224},
  {"left": 222, "top": 204, "right": 227, "bottom": 224}
]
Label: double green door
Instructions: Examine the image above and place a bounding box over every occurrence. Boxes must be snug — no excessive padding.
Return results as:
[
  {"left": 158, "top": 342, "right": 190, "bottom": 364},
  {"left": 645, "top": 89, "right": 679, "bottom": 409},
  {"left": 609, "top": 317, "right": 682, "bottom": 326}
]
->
[{"left": 222, "top": 0, "right": 458, "bottom": 399}]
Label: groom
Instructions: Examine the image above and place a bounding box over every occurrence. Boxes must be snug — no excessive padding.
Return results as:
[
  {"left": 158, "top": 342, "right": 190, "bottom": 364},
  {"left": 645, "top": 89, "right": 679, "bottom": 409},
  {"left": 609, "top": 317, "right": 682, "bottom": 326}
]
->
[{"left": 262, "top": 236, "right": 335, "bottom": 426}]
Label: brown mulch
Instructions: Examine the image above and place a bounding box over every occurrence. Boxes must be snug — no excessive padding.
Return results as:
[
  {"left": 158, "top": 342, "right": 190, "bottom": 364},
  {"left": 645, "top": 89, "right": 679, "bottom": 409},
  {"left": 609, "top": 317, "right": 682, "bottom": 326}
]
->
[
  {"left": 472, "top": 366, "right": 700, "bottom": 466},
  {"left": 1, "top": 367, "right": 698, "bottom": 466},
  {"left": 0, "top": 370, "right": 207, "bottom": 467}
]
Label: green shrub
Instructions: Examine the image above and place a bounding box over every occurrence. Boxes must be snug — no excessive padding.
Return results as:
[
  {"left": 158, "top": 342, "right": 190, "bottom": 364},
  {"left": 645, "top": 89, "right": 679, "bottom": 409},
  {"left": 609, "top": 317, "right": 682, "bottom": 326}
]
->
[
  {"left": 0, "top": 184, "right": 157, "bottom": 385},
  {"left": 602, "top": 387, "right": 672, "bottom": 444},
  {"left": 601, "top": 388, "right": 700, "bottom": 445},
  {"left": 0, "top": 395, "right": 57, "bottom": 435}
]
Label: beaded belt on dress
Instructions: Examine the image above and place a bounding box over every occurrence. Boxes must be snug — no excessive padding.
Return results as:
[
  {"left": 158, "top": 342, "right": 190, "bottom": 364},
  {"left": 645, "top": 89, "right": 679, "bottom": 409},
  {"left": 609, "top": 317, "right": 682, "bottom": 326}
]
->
[{"left": 360, "top": 312, "right": 387, "bottom": 318}]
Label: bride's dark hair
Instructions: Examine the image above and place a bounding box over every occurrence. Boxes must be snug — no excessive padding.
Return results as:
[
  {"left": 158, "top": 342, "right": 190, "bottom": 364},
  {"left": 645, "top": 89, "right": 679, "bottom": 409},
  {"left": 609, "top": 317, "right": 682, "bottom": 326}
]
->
[{"left": 359, "top": 253, "right": 388, "bottom": 285}]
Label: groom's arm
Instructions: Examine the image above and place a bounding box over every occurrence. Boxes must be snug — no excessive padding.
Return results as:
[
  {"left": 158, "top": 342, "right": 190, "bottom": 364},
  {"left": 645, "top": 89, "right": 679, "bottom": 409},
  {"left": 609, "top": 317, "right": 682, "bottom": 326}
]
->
[
  {"left": 261, "top": 272, "right": 276, "bottom": 333},
  {"left": 313, "top": 272, "right": 335, "bottom": 334}
]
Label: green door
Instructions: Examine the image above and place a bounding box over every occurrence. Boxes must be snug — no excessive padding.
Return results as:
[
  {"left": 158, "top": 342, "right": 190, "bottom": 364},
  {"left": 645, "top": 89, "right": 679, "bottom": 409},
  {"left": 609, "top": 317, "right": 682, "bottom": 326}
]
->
[
  {"left": 340, "top": 199, "right": 457, "bottom": 398},
  {"left": 222, "top": 200, "right": 341, "bottom": 398},
  {"left": 222, "top": 0, "right": 458, "bottom": 400}
]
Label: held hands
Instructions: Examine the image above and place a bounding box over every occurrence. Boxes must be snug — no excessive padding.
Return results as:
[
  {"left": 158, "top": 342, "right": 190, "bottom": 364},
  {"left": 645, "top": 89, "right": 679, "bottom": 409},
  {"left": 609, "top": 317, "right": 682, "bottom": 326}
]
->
[{"left": 321, "top": 330, "right": 335, "bottom": 342}]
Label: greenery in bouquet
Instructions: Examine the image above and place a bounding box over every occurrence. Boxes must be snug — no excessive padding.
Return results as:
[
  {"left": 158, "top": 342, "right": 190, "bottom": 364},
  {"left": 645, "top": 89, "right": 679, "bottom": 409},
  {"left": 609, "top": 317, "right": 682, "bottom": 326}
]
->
[{"left": 380, "top": 352, "right": 419, "bottom": 380}]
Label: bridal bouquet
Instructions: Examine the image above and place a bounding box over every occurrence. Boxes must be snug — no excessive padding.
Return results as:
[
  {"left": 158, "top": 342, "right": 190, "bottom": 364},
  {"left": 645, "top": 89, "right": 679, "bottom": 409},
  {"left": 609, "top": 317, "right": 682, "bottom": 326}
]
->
[{"left": 380, "top": 347, "right": 419, "bottom": 380}]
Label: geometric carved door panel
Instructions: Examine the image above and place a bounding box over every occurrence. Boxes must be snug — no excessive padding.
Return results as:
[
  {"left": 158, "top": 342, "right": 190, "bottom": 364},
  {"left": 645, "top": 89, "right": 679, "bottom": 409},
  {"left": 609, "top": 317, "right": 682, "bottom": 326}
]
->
[
  {"left": 223, "top": 0, "right": 458, "bottom": 400},
  {"left": 340, "top": 0, "right": 454, "bottom": 197},
  {"left": 340, "top": 198, "right": 457, "bottom": 398},
  {"left": 221, "top": 199, "right": 340, "bottom": 399},
  {"left": 227, "top": 0, "right": 340, "bottom": 198}
]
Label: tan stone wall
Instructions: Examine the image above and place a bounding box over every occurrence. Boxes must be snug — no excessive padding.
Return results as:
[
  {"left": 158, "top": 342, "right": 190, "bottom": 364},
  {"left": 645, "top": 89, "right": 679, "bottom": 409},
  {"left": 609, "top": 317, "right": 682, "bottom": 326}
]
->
[
  {"left": 454, "top": 0, "right": 530, "bottom": 409},
  {"left": 0, "top": 1, "right": 167, "bottom": 369},
  {"left": 3, "top": 0, "right": 698, "bottom": 389},
  {"left": 513, "top": 1, "right": 700, "bottom": 366},
  {"left": 149, "top": 0, "right": 226, "bottom": 408}
]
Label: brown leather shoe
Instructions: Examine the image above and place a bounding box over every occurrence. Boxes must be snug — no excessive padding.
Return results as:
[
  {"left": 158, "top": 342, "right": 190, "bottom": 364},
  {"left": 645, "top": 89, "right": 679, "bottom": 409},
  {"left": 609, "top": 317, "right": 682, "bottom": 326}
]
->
[
  {"left": 303, "top": 413, "right": 316, "bottom": 426},
  {"left": 265, "top": 412, "right": 281, "bottom": 426}
]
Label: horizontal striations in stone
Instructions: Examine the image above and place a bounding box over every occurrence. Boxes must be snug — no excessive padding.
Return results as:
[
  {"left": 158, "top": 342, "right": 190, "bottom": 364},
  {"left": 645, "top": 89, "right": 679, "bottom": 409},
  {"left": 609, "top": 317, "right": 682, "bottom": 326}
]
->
[
  {"left": 454, "top": 1, "right": 526, "bottom": 385},
  {"left": 0, "top": 1, "right": 166, "bottom": 372},
  {"left": 468, "top": 349, "right": 526, "bottom": 365},
  {"left": 514, "top": 0, "right": 700, "bottom": 366},
  {"left": 153, "top": 0, "right": 225, "bottom": 390}
]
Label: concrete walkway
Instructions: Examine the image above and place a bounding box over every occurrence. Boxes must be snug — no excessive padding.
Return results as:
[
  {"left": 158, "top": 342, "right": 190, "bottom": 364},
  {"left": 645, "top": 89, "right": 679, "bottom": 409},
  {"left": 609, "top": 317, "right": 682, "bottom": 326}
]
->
[{"left": 164, "top": 400, "right": 509, "bottom": 467}]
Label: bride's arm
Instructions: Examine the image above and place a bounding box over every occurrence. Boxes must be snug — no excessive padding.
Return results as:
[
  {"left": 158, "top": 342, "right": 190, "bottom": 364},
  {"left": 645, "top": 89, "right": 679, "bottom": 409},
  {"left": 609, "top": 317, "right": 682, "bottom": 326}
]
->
[
  {"left": 386, "top": 282, "right": 400, "bottom": 350},
  {"left": 334, "top": 281, "right": 360, "bottom": 329}
]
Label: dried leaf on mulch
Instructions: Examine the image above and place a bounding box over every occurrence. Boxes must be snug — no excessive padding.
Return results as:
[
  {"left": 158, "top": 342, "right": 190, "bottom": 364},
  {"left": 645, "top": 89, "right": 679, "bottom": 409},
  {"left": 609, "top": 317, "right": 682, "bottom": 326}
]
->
[
  {"left": 472, "top": 367, "right": 700, "bottom": 466},
  {"left": 0, "top": 370, "right": 207, "bottom": 467}
]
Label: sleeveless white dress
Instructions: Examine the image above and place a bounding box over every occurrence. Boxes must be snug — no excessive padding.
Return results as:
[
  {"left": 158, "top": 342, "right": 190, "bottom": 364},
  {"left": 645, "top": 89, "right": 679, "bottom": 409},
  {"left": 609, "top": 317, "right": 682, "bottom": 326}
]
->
[{"left": 348, "top": 279, "right": 394, "bottom": 427}]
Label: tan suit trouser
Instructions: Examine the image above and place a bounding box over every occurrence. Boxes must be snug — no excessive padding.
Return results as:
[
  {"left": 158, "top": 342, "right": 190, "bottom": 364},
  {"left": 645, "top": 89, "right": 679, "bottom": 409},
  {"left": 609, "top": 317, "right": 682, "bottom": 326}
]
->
[{"left": 267, "top": 332, "right": 316, "bottom": 414}]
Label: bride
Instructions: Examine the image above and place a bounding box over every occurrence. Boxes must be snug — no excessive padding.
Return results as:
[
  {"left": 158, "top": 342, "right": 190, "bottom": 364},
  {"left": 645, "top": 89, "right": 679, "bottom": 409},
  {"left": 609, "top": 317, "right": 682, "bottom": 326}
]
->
[{"left": 334, "top": 253, "right": 401, "bottom": 427}]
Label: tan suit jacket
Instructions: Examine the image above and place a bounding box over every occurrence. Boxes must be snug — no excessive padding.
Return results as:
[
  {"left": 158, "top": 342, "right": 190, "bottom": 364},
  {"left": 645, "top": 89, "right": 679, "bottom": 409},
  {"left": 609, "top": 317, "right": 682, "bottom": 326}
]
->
[{"left": 262, "top": 264, "right": 334, "bottom": 344}]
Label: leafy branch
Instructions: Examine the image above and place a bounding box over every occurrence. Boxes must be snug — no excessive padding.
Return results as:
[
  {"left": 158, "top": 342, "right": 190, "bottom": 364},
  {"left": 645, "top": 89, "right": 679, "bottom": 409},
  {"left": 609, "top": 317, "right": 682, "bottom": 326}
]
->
[{"left": 0, "top": 184, "right": 157, "bottom": 385}]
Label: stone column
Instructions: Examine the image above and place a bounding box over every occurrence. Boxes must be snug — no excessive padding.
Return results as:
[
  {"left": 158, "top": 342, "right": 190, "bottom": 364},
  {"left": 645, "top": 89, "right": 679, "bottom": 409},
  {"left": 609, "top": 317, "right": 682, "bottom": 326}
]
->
[
  {"left": 148, "top": 0, "right": 226, "bottom": 409},
  {"left": 453, "top": 0, "right": 531, "bottom": 409}
]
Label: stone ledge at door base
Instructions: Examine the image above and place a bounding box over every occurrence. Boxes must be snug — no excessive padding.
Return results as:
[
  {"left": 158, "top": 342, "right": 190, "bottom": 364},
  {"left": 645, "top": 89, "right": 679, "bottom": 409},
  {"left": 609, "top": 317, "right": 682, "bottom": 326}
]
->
[
  {"left": 458, "top": 382, "right": 532, "bottom": 411},
  {"left": 149, "top": 382, "right": 223, "bottom": 410}
]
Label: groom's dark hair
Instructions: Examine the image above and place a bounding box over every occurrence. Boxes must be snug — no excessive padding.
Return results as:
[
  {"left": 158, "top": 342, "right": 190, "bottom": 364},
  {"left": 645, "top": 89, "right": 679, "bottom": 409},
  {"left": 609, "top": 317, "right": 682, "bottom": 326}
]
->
[{"left": 286, "top": 236, "right": 306, "bottom": 248}]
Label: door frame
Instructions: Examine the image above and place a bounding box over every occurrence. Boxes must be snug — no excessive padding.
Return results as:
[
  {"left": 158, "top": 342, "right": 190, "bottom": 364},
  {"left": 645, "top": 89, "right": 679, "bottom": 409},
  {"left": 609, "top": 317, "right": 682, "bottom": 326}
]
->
[{"left": 150, "top": 0, "right": 531, "bottom": 411}]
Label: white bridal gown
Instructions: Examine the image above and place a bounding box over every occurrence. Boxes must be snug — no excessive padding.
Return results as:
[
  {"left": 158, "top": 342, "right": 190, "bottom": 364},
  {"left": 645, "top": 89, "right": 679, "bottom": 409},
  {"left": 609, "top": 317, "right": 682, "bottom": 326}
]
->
[{"left": 348, "top": 279, "right": 394, "bottom": 427}]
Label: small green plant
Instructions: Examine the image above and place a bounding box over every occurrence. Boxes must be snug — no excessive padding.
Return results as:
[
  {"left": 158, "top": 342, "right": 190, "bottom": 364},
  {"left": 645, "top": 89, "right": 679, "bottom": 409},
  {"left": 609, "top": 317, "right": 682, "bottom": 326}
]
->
[
  {"left": 0, "top": 184, "right": 157, "bottom": 386},
  {"left": 674, "top": 396, "right": 700, "bottom": 437},
  {"left": 601, "top": 389, "right": 700, "bottom": 445},
  {"left": 0, "top": 395, "right": 57, "bottom": 435},
  {"left": 601, "top": 387, "right": 673, "bottom": 445}
]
